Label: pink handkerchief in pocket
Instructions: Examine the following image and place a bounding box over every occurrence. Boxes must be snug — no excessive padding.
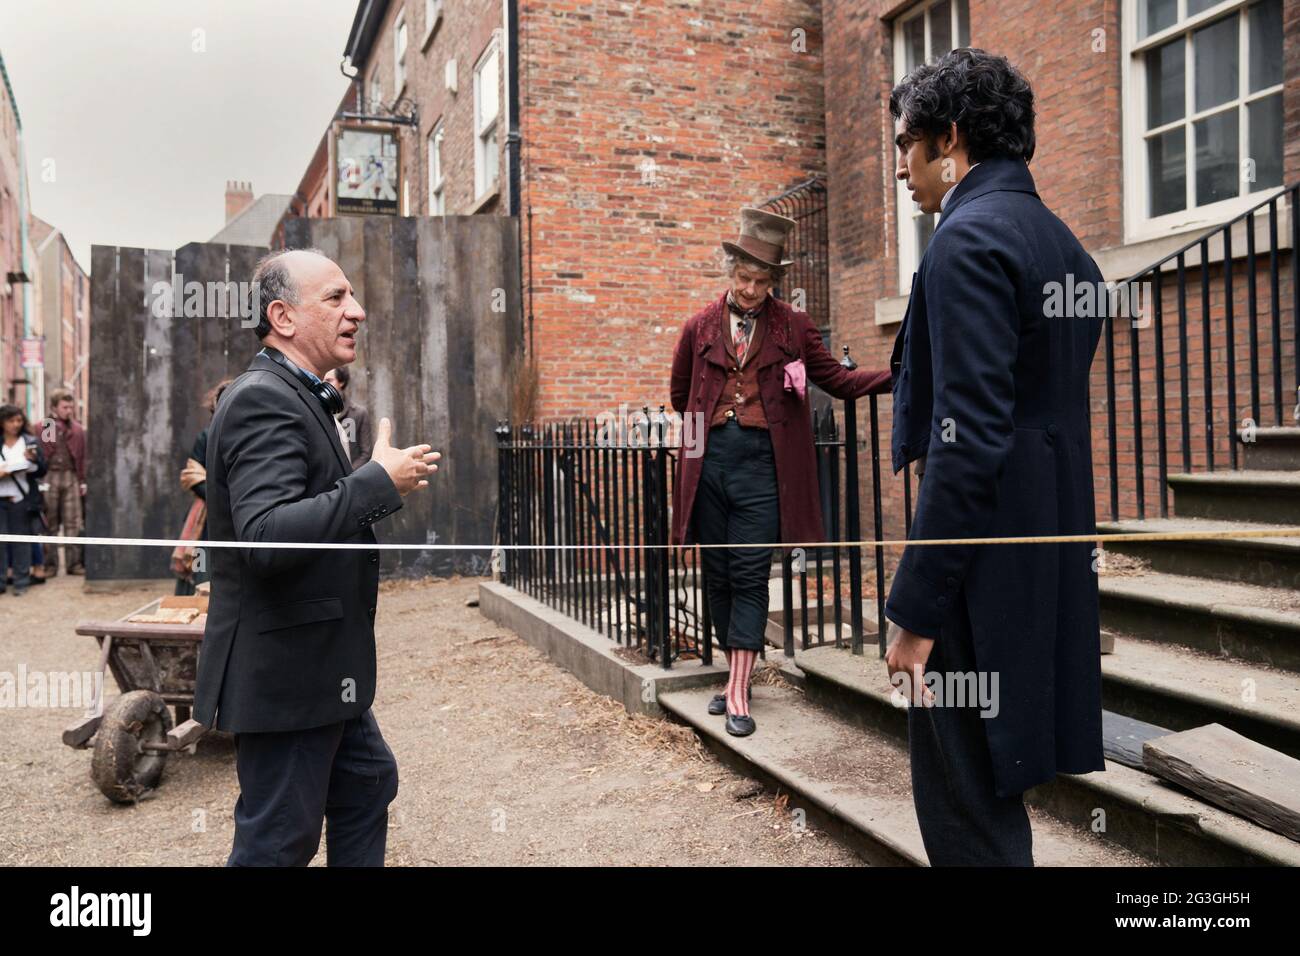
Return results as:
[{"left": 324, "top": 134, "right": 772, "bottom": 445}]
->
[{"left": 783, "top": 358, "right": 807, "bottom": 399}]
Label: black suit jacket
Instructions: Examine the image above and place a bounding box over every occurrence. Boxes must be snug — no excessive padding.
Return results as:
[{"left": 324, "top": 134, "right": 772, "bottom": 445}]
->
[
  {"left": 193, "top": 353, "right": 403, "bottom": 733},
  {"left": 885, "top": 157, "right": 1106, "bottom": 796}
]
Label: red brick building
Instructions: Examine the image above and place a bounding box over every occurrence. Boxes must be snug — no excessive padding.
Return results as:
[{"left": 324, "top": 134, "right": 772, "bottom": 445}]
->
[
  {"left": 0, "top": 51, "right": 30, "bottom": 414},
  {"left": 825, "top": 0, "right": 1295, "bottom": 525},
  {"left": 28, "top": 215, "right": 90, "bottom": 422},
  {"left": 282, "top": 0, "right": 828, "bottom": 420},
  {"left": 283, "top": 1, "right": 1295, "bottom": 524}
]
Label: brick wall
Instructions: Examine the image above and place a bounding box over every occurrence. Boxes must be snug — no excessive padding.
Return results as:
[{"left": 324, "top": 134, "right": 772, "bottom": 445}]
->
[
  {"left": 311, "top": 0, "right": 1298, "bottom": 554},
  {"left": 355, "top": 0, "right": 507, "bottom": 217},
  {"left": 519, "top": 0, "right": 827, "bottom": 419},
  {"left": 0, "top": 76, "right": 23, "bottom": 409},
  {"left": 822, "top": 0, "right": 1299, "bottom": 550}
]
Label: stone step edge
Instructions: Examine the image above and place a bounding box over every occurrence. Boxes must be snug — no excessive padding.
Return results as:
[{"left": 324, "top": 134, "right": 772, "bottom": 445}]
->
[
  {"left": 1100, "top": 645, "right": 1300, "bottom": 741},
  {"left": 1097, "top": 522, "right": 1300, "bottom": 555},
  {"left": 656, "top": 689, "right": 929, "bottom": 867},
  {"left": 1168, "top": 472, "right": 1300, "bottom": 489},
  {"left": 791, "top": 646, "right": 1300, "bottom": 867},
  {"left": 1099, "top": 576, "right": 1300, "bottom": 632}
]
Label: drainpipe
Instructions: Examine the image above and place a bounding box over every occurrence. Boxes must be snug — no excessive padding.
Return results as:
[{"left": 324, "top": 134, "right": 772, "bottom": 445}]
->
[
  {"left": 17, "top": 125, "right": 35, "bottom": 422},
  {"left": 503, "top": 0, "right": 528, "bottom": 358}
]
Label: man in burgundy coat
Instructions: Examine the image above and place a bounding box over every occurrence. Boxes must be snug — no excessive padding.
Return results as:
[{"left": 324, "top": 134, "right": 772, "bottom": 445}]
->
[{"left": 670, "top": 207, "right": 891, "bottom": 736}]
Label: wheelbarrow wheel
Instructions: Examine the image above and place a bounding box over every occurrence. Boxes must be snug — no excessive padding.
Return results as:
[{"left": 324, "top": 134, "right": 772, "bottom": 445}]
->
[{"left": 91, "top": 690, "right": 174, "bottom": 804}]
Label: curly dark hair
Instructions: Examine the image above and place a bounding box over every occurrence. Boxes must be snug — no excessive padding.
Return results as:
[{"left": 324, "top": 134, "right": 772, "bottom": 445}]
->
[
  {"left": 889, "top": 48, "right": 1035, "bottom": 165},
  {"left": 0, "top": 403, "right": 29, "bottom": 436}
]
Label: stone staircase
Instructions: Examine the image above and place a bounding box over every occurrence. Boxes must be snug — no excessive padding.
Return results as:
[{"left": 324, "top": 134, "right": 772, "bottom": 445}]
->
[
  {"left": 658, "top": 426, "right": 1300, "bottom": 866},
  {"left": 1097, "top": 426, "right": 1300, "bottom": 758}
]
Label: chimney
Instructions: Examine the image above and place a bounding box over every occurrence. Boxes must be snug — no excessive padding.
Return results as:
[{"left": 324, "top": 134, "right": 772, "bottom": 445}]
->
[{"left": 225, "top": 180, "right": 254, "bottom": 223}]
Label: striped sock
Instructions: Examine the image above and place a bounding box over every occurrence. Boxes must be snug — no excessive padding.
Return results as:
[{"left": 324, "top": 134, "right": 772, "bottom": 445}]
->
[{"left": 726, "top": 649, "right": 756, "bottom": 716}]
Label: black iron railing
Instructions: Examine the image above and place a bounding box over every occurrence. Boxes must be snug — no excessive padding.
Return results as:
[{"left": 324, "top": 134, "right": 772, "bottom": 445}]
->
[
  {"left": 1104, "top": 185, "right": 1298, "bottom": 520},
  {"left": 495, "top": 417, "right": 699, "bottom": 668},
  {"left": 498, "top": 187, "right": 1297, "bottom": 666},
  {"left": 495, "top": 350, "right": 898, "bottom": 668},
  {"left": 763, "top": 178, "right": 830, "bottom": 339}
]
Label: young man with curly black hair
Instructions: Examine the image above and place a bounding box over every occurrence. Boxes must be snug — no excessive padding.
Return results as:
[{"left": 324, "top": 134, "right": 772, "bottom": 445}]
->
[{"left": 883, "top": 48, "right": 1107, "bottom": 866}]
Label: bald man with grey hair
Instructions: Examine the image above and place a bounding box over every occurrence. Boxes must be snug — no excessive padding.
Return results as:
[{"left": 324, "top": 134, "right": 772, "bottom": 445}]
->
[{"left": 195, "top": 247, "right": 441, "bottom": 867}]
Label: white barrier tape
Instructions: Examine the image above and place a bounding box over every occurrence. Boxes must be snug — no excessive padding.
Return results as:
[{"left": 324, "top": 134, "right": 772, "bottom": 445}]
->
[{"left": 6, "top": 526, "right": 1300, "bottom": 551}]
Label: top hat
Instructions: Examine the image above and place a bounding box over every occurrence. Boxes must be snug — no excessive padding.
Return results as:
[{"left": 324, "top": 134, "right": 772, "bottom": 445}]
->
[{"left": 721, "top": 207, "right": 796, "bottom": 269}]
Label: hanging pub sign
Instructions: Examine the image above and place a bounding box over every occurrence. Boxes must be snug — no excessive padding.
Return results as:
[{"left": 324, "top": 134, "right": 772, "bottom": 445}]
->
[{"left": 334, "top": 124, "right": 401, "bottom": 215}]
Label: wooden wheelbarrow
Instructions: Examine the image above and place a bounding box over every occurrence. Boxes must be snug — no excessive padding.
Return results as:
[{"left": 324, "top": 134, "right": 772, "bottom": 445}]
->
[{"left": 66, "top": 594, "right": 211, "bottom": 803}]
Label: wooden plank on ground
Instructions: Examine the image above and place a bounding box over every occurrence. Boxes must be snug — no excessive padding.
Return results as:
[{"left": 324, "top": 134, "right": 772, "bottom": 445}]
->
[
  {"left": 1143, "top": 723, "right": 1300, "bottom": 841},
  {"left": 1102, "top": 709, "right": 1171, "bottom": 769}
]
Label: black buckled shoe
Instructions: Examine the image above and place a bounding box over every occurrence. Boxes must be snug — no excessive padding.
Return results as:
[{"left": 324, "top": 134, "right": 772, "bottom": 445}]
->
[
  {"left": 725, "top": 713, "right": 756, "bottom": 737},
  {"left": 708, "top": 686, "right": 753, "bottom": 716}
]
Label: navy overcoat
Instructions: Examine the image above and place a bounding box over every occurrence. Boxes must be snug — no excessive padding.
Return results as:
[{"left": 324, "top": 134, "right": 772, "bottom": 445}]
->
[{"left": 885, "top": 157, "right": 1107, "bottom": 796}]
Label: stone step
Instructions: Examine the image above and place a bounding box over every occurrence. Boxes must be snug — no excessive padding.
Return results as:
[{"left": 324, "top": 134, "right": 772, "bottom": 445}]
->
[
  {"left": 1098, "top": 517, "right": 1300, "bottom": 590},
  {"left": 1101, "top": 633, "right": 1300, "bottom": 761},
  {"left": 789, "top": 643, "right": 1300, "bottom": 866},
  {"left": 1240, "top": 426, "right": 1300, "bottom": 471},
  {"left": 656, "top": 682, "right": 1148, "bottom": 867},
  {"left": 1169, "top": 469, "right": 1300, "bottom": 524},
  {"left": 1099, "top": 570, "right": 1300, "bottom": 671}
]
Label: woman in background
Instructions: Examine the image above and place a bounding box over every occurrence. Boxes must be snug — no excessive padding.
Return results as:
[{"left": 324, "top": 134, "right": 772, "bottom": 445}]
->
[{"left": 0, "top": 404, "right": 49, "bottom": 597}]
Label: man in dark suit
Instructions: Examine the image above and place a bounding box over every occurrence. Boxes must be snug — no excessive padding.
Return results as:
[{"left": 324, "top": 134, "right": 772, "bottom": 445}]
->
[
  {"left": 194, "top": 248, "right": 440, "bottom": 867},
  {"left": 883, "top": 49, "right": 1106, "bottom": 866}
]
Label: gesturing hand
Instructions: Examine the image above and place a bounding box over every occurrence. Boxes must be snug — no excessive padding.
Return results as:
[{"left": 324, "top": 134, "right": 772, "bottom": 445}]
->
[
  {"left": 884, "top": 619, "right": 936, "bottom": 707},
  {"left": 371, "top": 417, "right": 441, "bottom": 497}
]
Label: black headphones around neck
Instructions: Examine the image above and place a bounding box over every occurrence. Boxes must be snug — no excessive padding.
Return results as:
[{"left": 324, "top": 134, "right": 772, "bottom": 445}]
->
[{"left": 260, "top": 347, "right": 345, "bottom": 416}]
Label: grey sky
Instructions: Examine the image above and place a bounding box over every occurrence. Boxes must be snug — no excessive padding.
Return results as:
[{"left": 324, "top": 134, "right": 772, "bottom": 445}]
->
[{"left": 0, "top": 0, "right": 359, "bottom": 271}]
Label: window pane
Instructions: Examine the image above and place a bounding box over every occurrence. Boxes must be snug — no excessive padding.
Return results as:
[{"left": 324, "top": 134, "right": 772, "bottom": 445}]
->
[
  {"left": 1148, "top": 127, "right": 1187, "bottom": 216},
  {"left": 1248, "top": 0, "right": 1283, "bottom": 92},
  {"left": 1146, "top": 38, "right": 1185, "bottom": 128},
  {"left": 1187, "top": 0, "right": 1222, "bottom": 15},
  {"left": 931, "top": 1, "right": 952, "bottom": 56},
  {"left": 956, "top": 0, "right": 970, "bottom": 47},
  {"left": 1139, "top": 0, "right": 1177, "bottom": 37},
  {"left": 1194, "top": 108, "right": 1239, "bottom": 205},
  {"left": 477, "top": 50, "right": 500, "bottom": 128},
  {"left": 1247, "top": 92, "right": 1283, "bottom": 191},
  {"left": 1193, "top": 15, "right": 1238, "bottom": 112},
  {"left": 916, "top": 213, "right": 936, "bottom": 261},
  {"left": 903, "top": 14, "right": 924, "bottom": 73}
]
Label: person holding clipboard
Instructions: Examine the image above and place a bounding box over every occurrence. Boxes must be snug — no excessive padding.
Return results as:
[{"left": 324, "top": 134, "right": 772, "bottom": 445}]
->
[{"left": 0, "top": 404, "right": 49, "bottom": 597}]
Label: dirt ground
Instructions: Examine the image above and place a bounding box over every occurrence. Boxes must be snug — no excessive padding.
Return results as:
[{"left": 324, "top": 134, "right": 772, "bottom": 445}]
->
[{"left": 0, "top": 573, "right": 859, "bottom": 866}]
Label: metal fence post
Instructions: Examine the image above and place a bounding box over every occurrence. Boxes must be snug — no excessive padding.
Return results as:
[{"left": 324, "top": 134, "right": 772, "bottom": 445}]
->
[
  {"left": 495, "top": 420, "right": 512, "bottom": 586},
  {"left": 840, "top": 347, "right": 865, "bottom": 656}
]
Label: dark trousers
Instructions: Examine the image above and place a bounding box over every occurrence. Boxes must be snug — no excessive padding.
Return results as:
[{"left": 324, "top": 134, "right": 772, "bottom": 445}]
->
[
  {"left": 0, "top": 499, "right": 32, "bottom": 591},
  {"left": 228, "top": 708, "right": 399, "bottom": 867},
  {"left": 43, "top": 469, "right": 82, "bottom": 573},
  {"left": 908, "top": 600, "right": 1034, "bottom": 866},
  {"left": 694, "top": 421, "right": 779, "bottom": 653}
]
